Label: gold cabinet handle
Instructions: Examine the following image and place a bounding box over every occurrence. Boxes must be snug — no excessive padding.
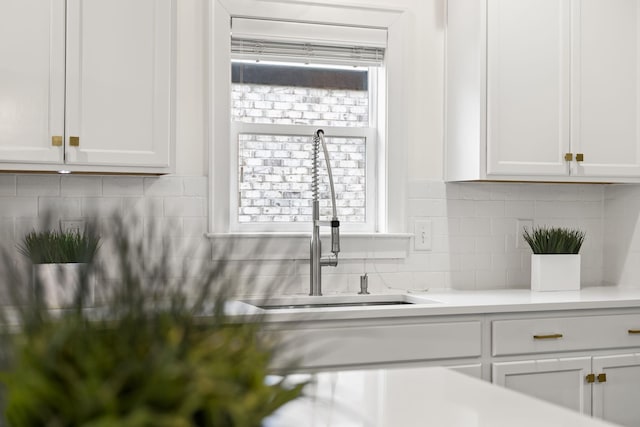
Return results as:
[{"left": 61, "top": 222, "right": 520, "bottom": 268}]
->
[
  {"left": 586, "top": 373, "right": 595, "bottom": 383},
  {"left": 576, "top": 153, "right": 584, "bottom": 162},
  {"left": 564, "top": 153, "right": 573, "bottom": 161},
  {"left": 52, "top": 136, "right": 63, "bottom": 147},
  {"left": 69, "top": 136, "right": 80, "bottom": 147},
  {"left": 628, "top": 329, "right": 640, "bottom": 334},
  {"left": 533, "top": 333, "right": 563, "bottom": 340},
  {"left": 597, "top": 373, "right": 607, "bottom": 383}
]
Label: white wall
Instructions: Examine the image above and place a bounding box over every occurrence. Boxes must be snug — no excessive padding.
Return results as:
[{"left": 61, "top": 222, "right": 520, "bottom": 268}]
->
[{"left": 2, "top": 0, "right": 635, "bottom": 299}]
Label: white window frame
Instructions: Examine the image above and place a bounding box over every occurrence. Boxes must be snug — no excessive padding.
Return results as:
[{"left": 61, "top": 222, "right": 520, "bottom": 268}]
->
[
  {"left": 208, "top": 0, "right": 409, "bottom": 240},
  {"left": 230, "top": 63, "right": 380, "bottom": 233}
]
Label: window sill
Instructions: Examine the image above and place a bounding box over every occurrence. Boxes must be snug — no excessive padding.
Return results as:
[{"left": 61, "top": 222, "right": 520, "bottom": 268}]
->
[{"left": 205, "top": 232, "right": 412, "bottom": 261}]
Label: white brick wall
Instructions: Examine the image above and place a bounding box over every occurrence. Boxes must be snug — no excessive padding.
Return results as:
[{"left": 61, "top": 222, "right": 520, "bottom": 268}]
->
[{"left": 233, "top": 84, "right": 370, "bottom": 224}]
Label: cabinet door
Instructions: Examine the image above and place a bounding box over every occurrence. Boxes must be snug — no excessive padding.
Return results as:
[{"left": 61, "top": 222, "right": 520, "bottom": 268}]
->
[
  {"left": 486, "top": 0, "right": 571, "bottom": 176},
  {"left": 492, "top": 357, "right": 592, "bottom": 415},
  {"left": 592, "top": 353, "right": 640, "bottom": 427},
  {"left": 572, "top": 0, "right": 640, "bottom": 177},
  {"left": 65, "top": 0, "right": 174, "bottom": 169},
  {"left": 0, "top": 0, "right": 65, "bottom": 163}
]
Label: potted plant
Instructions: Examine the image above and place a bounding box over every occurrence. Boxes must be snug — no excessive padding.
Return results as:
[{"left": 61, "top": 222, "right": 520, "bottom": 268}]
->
[
  {"left": 17, "top": 228, "right": 100, "bottom": 308},
  {"left": 0, "top": 215, "right": 305, "bottom": 426},
  {"left": 522, "top": 226, "right": 585, "bottom": 291}
]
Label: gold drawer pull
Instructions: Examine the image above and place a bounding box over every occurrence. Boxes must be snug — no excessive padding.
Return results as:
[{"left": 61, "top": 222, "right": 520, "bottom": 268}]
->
[
  {"left": 533, "top": 333, "right": 563, "bottom": 340},
  {"left": 628, "top": 329, "right": 640, "bottom": 334}
]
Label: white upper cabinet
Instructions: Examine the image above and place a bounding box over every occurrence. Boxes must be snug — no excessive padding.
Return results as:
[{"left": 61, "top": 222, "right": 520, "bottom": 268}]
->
[
  {"left": 446, "top": 0, "right": 640, "bottom": 182},
  {"left": 0, "top": 0, "right": 65, "bottom": 164},
  {"left": 486, "top": 0, "right": 571, "bottom": 176},
  {"left": 572, "top": 0, "right": 640, "bottom": 177},
  {"left": 0, "top": 0, "right": 175, "bottom": 174}
]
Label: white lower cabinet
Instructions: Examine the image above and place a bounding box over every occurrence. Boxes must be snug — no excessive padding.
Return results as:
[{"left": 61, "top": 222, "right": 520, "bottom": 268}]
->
[
  {"left": 493, "top": 357, "right": 592, "bottom": 415},
  {"left": 491, "top": 312, "right": 640, "bottom": 426},
  {"left": 592, "top": 353, "right": 640, "bottom": 427},
  {"left": 271, "top": 317, "right": 482, "bottom": 371}
]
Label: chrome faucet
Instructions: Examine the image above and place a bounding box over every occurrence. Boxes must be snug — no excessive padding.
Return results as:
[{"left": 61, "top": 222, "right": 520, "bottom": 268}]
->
[{"left": 309, "top": 129, "right": 340, "bottom": 296}]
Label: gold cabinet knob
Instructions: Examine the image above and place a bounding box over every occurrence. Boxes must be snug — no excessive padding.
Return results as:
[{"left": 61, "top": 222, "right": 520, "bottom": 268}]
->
[
  {"left": 564, "top": 153, "right": 573, "bottom": 161},
  {"left": 51, "top": 136, "right": 63, "bottom": 147},
  {"left": 69, "top": 136, "right": 80, "bottom": 147},
  {"left": 576, "top": 153, "right": 584, "bottom": 162}
]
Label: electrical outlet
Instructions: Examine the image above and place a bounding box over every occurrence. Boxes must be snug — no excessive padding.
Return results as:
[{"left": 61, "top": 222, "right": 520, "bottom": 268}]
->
[
  {"left": 60, "top": 219, "right": 85, "bottom": 234},
  {"left": 414, "top": 219, "right": 432, "bottom": 251},
  {"left": 516, "top": 219, "right": 533, "bottom": 249}
]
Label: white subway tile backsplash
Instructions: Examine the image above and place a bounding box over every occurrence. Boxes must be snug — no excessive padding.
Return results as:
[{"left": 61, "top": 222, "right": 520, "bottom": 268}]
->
[
  {"left": 0, "top": 173, "right": 626, "bottom": 295},
  {"left": 38, "top": 197, "right": 82, "bottom": 218},
  {"left": 476, "top": 270, "right": 507, "bottom": 290},
  {"left": 182, "top": 217, "right": 207, "bottom": 237},
  {"left": 164, "top": 196, "right": 205, "bottom": 217},
  {"left": 459, "top": 217, "right": 492, "bottom": 236},
  {"left": 476, "top": 200, "right": 505, "bottom": 217},
  {"left": 143, "top": 177, "right": 184, "bottom": 196},
  {"left": 82, "top": 197, "right": 123, "bottom": 217},
  {"left": 0, "top": 176, "right": 16, "bottom": 196},
  {"left": 1, "top": 197, "right": 39, "bottom": 218},
  {"left": 143, "top": 197, "right": 164, "bottom": 217},
  {"left": 446, "top": 199, "right": 476, "bottom": 217},
  {"left": 505, "top": 200, "right": 535, "bottom": 218},
  {"left": 0, "top": 218, "right": 14, "bottom": 243},
  {"left": 17, "top": 175, "right": 60, "bottom": 196},
  {"left": 102, "top": 177, "right": 144, "bottom": 196},
  {"left": 61, "top": 176, "right": 102, "bottom": 196},
  {"left": 183, "top": 177, "right": 207, "bottom": 197},
  {"left": 407, "top": 199, "right": 446, "bottom": 217}
]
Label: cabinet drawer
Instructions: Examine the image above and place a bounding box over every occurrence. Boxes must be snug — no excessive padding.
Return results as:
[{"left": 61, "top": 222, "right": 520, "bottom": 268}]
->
[
  {"left": 493, "top": 314, "right": 640, "bottom": 356},
  {"left": 276, "top": 321, "right": 481, "bottom": 369}
]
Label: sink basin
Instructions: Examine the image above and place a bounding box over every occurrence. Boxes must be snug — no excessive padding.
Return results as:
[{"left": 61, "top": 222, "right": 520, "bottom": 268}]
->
[{"left": 242, "top": 294, "right": 439, "bottom": 310}]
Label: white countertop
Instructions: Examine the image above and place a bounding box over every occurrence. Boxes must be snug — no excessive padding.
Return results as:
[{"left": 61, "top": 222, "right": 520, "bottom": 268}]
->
[
  {"left": 263, "top": 366, "right": 618, "bottom": 427},
  {"left": 235, "top": 286, "right": 640, "bottom": 322}
]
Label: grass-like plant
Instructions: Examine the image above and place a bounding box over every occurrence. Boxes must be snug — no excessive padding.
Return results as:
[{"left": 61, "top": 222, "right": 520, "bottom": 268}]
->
[
  {"left": 17, "top": 229, "right": 100, "bottom": 264},
  {"left": 522, "top": 226, "right": 585, "bottom": 254},
  {"left": 1, "top": 214, "right": 304, "bottom": 426}
]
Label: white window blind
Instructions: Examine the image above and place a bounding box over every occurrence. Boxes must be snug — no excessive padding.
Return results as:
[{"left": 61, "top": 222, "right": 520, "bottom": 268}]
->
[{"left": 231, "top": 18, "right": 386, "bottom": 66}]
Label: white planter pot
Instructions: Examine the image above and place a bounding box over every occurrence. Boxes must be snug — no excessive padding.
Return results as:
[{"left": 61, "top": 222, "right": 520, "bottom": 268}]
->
[
  {"left": 531, "top": 254, "right": 581, "bottom": 292},
  {"left": 33, "top": 263, "right": 95, "bottom": 308}
]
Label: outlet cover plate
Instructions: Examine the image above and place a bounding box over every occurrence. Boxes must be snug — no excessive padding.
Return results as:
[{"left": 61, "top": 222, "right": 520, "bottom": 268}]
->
[{"left": 414, "top": 219, "right": 432, "bottom": 251}]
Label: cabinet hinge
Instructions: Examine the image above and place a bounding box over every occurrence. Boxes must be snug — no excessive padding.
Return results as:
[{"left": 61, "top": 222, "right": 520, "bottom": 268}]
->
[
  {"left": 597, "top": 373, "right": 607, "bottom": 383},
  {"left": 586, "top": 373, "right": 595, "bottom": 383}
]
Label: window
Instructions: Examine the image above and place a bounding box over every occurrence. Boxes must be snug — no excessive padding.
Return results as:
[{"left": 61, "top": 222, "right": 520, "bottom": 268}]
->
[{"left": 228, "top": 18, "right": 386, "bottom": 232}]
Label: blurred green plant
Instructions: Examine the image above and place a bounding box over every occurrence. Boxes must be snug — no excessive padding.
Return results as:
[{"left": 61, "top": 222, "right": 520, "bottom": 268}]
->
[
  {"left": 17, "top": 229, "right": 100, "bottom": 264},
  {"left": 1, "top": 214, "right": 304, "bottom": 426},
  {"left": 522, "top": 226, "right": 585, "bottom": 254}
]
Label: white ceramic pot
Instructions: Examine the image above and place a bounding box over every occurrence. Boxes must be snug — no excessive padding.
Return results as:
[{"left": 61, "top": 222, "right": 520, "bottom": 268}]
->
[
  {"left": 33, "top": 263, "right": 94, "bottom": 308},
  {"left": 531, "top": 254, "right": 580, "bottom": 292}
]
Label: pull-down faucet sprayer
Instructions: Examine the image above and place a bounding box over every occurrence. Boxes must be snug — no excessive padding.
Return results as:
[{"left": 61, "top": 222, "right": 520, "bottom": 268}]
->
[{"left": 309, "top": 129, "right": 340, "bottom": 296}]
